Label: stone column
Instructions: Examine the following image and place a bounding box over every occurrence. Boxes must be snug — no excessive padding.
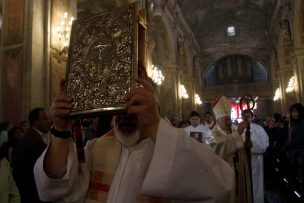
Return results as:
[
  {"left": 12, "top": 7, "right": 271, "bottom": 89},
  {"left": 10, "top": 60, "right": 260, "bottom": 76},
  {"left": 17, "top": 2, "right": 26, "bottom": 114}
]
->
[
  {"left": 30, "top": 0, "right": 53, "bottom": 110},
  {"left": 0, "top": 0, "right": 54, "bottom": 123},
  {"left": 298, "top": 56, "right": 304, "bottom": 103},
  {"left": 183, "top": 79, "right": 194, "bottom": 116},
  {"left": 160, "top": 63, "right": 178, "bottom": 117},
  {"left": 0, "top": 0, "right": 27, "bottom": 123},
  {"left": 293, "top": 49, "right": 304, "bottom": 103},
  {"left": 279, "top": 69, "right": 288, "bottom": 114}
]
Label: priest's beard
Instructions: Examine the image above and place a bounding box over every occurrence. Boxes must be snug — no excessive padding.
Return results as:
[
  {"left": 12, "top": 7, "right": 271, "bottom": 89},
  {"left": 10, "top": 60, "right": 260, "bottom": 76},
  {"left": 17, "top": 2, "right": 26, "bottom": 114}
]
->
[{"left": 114, "top": 114, "right": 143, "bottom": 147}]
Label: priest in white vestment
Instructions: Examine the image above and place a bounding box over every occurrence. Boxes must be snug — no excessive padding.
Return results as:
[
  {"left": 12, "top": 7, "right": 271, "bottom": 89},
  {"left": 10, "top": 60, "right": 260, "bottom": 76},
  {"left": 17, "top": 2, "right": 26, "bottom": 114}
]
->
[
  {"left": 240, "top": 109, "right": 269, "bottom": 203},
  {"left": 34, "top": 78, "right": 234, "bottom": 203}
]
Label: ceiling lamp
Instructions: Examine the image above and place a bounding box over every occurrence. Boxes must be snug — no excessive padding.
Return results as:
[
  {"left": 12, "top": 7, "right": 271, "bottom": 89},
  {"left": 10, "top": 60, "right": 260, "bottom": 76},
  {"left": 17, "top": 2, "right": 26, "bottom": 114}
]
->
[
  {"left": 273, "top": 88, "right": 281, "bottom": 101},
  {"left": 179, "top": 84, "right": 188, "bottom": 99},
  {"left": 286, "top": 76, "right": 295, "bottom": 93},
  {"left": 151, "top": 65, "right": 164, "bottom": 85},
  {"left": 195, "top": 94, "right": 202, "bottom": 105}
]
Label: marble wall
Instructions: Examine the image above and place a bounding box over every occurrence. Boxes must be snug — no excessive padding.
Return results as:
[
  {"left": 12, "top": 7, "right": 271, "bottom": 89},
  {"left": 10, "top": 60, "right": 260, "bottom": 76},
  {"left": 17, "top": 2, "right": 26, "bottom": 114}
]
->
[{"left": 0, "top": 0, "right": 25, "bottom": 124}]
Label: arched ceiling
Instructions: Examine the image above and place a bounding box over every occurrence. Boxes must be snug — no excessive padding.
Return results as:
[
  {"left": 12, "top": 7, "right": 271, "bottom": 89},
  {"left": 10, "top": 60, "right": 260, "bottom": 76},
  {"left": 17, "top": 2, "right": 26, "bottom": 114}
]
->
[{"left": 176, "top": 0, "right": 278, "bottom": 48}]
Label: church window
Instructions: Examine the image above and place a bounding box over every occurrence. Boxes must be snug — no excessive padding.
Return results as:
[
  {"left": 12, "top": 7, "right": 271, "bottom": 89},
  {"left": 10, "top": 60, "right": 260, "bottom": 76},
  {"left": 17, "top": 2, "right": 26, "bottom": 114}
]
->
[{"left": 227, "top": 26, "right": 236, "bottom": 37}]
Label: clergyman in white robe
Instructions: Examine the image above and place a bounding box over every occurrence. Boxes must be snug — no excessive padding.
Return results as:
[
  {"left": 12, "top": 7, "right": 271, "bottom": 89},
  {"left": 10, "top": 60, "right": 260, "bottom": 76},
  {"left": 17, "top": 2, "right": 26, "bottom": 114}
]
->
[
  {"left": 34, "top": 118, "right": 234, "bottom": 203},
  {"left": 241, "top": 122, "right": 269, "bottom": 203}
]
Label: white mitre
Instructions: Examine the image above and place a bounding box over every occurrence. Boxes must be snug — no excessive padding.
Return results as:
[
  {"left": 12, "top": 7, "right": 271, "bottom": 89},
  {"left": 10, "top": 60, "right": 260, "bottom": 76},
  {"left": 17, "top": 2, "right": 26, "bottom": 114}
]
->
[{"left": 213, "top": 96, "right": 231, "bottom": 119}]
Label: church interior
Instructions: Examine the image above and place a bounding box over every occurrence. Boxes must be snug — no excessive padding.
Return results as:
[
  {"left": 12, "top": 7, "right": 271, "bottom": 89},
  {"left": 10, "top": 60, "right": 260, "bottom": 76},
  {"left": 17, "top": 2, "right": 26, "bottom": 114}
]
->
[
  {"left": 0, "top": 0, "right": 304, "bottom": 123},
  {"left": 1, "top": 0, "right": 303, "bottom": 124},
  {"left": 0, "top": 0, "right": 304, "bottom": 202}
]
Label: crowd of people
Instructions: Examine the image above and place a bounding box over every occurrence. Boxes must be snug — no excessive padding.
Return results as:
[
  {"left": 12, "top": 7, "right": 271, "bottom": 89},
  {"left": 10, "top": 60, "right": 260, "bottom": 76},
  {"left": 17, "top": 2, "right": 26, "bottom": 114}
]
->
[
  {"left": 0, "top": 75, "right": 303, "bottom": 203},
  {"left": 0, "top": 108, "right": 51, "bottom": 203},
  {"left": 169, "top": 99, "right": 304, "bottom": 203}
]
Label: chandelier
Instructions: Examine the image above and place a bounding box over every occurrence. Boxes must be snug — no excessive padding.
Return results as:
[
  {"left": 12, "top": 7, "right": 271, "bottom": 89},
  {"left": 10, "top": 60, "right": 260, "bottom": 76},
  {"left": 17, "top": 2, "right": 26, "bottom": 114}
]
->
[
  {"left": 56, "top": 12, "right": 74, "bottom": 51},
  {"left": 151, "top": 65, "right": 165, "bottom": 85},
  {"left": 195, "top": 94, "right": 202, "bottom": 105},
  {"left": 286, "top": 76, "right": 295, "bottom": 93},
  {"left": 179, "top": 84, "right": 188, "bottom": 99},
  {"left": 273, "top": 88, "right": 281, "bottom": 101}
]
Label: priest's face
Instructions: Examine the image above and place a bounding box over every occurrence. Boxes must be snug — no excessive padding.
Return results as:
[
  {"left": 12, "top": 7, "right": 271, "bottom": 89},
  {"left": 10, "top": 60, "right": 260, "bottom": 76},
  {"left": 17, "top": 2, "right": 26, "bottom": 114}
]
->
[
  {"left": 113, "top": 113, "right": 142, "bottom": 146},
  {"left": 217, "top": 116, "right": 232, "bottom": 133},
  {"left": 114, "top": 113, "right": 138, "bottom": 134}
]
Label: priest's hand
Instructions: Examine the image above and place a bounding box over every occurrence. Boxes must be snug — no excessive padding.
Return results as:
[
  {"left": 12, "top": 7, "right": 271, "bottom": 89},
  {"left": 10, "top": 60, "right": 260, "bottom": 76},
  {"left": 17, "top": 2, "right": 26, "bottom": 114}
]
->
[
  {"left": 45, "top": 80, "right": 73, "bottom": 175},
  {"left": 49, "top": 80, "right": 74, "bottom": 131},
  {"left": 237, "top": 121, "right": 248, "bottom": 135},
  {"left": 124, "top": 78, "right": 160, "bottom": 142}
]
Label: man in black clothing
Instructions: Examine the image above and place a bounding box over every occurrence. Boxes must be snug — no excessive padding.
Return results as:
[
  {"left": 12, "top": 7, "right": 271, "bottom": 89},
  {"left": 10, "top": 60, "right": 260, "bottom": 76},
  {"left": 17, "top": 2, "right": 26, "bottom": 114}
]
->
[{"left": 13, "top": 108, "right": 51, "bottom": 203}]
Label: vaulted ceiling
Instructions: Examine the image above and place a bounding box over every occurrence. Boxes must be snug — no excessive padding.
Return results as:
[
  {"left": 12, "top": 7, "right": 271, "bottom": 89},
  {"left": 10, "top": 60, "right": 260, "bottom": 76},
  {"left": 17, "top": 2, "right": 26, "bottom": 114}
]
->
[{"left": 176, "top": 0, "right": 278, "bottom": 48}]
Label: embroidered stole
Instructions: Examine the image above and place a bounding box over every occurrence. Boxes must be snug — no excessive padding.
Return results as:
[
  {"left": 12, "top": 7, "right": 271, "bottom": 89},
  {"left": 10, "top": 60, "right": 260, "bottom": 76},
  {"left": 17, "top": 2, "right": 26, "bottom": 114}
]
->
[{"left": 84, "top": 130, "right": 170, "bottom": 203}]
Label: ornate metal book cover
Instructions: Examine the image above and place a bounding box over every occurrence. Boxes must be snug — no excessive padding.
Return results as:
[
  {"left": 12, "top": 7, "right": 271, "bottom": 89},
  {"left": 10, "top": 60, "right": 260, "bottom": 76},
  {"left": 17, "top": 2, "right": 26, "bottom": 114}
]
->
[{"left": 64, "top": 3, "right": 140, "bottom": 117}]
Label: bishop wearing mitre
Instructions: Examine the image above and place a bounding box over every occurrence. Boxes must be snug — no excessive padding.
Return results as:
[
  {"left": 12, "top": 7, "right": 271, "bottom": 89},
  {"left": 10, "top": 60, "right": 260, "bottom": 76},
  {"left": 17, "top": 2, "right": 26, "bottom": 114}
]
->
[{"left": 206, "top": 96, "right": 253, "bottom": 203}]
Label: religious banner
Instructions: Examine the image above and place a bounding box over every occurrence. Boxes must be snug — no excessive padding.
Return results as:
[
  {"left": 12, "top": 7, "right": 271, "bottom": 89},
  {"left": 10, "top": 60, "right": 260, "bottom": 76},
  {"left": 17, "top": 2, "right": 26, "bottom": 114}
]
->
[{"left": 65, "top": 3, "right": 145, "bottom": 117}]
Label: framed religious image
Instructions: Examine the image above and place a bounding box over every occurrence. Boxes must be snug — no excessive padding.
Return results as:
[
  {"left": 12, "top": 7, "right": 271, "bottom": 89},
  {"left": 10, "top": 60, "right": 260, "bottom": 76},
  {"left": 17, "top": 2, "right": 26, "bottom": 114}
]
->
[
  {"left": 64, "top": 3, "right": 145, "bottom": 117},
  {"left": 190, "top": 132, "right": 203, "bottom": 143}
]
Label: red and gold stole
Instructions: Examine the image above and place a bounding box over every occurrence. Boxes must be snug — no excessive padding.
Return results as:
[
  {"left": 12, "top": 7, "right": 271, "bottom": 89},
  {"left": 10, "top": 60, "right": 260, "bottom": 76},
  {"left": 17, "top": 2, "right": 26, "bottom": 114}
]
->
[{"left": 85, "top": 130, "right": 170, "bottom": 203}]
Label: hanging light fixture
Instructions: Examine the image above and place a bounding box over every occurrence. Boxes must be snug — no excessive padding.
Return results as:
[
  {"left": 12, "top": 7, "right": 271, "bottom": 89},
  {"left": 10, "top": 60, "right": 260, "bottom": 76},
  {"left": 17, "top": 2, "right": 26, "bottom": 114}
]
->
[
  {"left": 151, "top": 65, "right": 165, "bottom": 85},
  {"left": 273, "top": 88, "right": 281, "bottom": 101},
  {"left": 179, "top": 84, "right": 188, "bottom": 99},
  {"left": 286, "top": 76, "right": 295, "bottom": 93},
  {"left": 56, "top": 11, "right": 74, "bottom": 51},
  {"left": 195, "top": 94, "right": 202, "bottom": 105}
]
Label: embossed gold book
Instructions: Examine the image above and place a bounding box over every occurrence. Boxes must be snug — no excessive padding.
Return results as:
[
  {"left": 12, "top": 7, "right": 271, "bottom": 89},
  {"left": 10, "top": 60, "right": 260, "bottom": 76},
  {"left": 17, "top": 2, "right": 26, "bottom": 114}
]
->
[{"left": 64, "top": 3, "right": 146, "bottom": 117}]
